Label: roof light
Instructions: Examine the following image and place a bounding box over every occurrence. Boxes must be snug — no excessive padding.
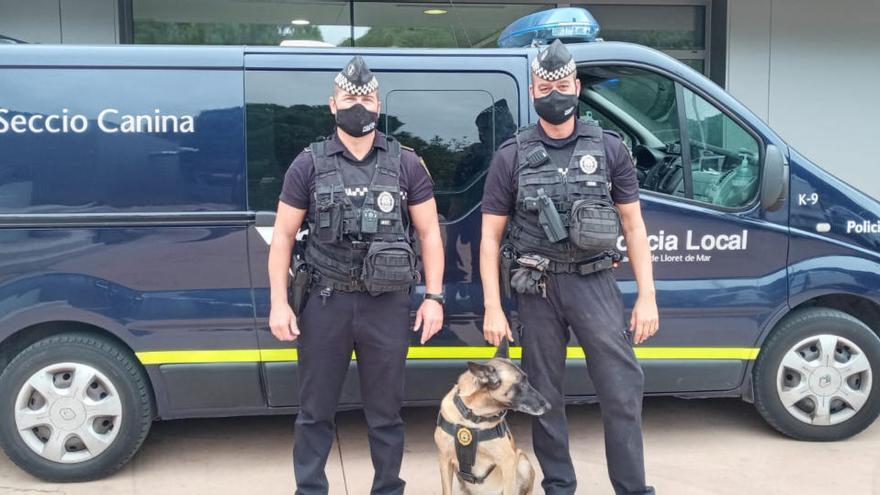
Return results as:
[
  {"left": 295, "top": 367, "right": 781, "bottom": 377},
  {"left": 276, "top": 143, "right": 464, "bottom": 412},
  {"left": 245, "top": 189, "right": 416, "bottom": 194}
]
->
[{"left": 498, "top": 7, "right": 600, "bottom": 48}]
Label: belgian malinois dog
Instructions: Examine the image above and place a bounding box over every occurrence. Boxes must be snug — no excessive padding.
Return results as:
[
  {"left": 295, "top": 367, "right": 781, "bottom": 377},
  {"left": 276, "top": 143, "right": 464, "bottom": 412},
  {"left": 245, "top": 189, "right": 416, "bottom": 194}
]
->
[{"left": 434, "top": 342, "right": 550, "bottom": 494}]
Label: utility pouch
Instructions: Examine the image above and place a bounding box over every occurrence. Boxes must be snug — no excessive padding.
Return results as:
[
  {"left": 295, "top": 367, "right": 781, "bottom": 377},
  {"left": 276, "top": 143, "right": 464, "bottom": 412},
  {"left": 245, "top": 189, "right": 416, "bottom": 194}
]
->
[
  {"left": 362, "top": 241, "right": 418, "bottom": 296},
  {"left": 569, "top": 199, "right": 620, "bottom": 251},
  {"left": 316, "top": 202, "right": 342, "bottom": 242},
  {"left": 290, "top": 257, "right": 312, "bottom": 316},
  {"left": 510, "top": 254, "right": 549, "bottom": 297}
]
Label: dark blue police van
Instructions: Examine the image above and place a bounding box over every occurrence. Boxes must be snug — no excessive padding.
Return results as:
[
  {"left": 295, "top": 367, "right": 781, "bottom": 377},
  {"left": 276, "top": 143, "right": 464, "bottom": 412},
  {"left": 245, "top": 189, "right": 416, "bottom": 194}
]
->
[{"left": 1, "top": 8, "right": 879, "bottom": 482}]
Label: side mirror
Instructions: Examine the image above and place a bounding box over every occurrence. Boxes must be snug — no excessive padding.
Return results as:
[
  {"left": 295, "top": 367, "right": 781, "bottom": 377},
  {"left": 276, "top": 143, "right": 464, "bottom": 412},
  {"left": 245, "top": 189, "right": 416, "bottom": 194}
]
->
[{"left": 761, "top": 144, "right": 788, "bottom": 211}]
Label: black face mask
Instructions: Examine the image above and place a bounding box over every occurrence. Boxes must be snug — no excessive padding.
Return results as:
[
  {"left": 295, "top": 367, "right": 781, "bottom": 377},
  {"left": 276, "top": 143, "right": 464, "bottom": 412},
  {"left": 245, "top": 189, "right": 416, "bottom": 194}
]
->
[
  {"left": 533, "top": 90, "right": 578, "bottom": 125},
  {"left": 335, "top": 103, "right": 379, "bottom": 137}
]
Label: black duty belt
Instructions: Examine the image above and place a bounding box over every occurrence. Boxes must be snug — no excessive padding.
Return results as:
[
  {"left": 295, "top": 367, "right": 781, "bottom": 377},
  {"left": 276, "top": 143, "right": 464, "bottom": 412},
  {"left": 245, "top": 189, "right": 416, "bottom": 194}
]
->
[
  {"left": 436, "top": 411, "right": 510, "bottom": 484},
  {"left": 547, "top": 255, "right": 614, "bottom": 275},
  {"left": 311, "top": 270, "right": 365, "bottom": 292}
]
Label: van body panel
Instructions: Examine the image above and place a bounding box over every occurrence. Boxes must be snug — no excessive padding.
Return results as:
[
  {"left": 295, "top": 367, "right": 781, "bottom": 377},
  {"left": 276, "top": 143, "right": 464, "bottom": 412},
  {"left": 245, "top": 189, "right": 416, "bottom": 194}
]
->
[
  {"left": 784, "top": 152, "right": 880, "bottom": 319},
  {"left": 1, "top": 42, "right": 878, "bottom": 420}
]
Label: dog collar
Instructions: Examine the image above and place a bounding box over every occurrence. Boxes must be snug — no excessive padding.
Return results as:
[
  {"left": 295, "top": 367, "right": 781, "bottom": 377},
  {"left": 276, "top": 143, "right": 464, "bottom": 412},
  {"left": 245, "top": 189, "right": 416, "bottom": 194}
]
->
[{"left": 453, "top": 392, "right": 507, "bottom": 424}]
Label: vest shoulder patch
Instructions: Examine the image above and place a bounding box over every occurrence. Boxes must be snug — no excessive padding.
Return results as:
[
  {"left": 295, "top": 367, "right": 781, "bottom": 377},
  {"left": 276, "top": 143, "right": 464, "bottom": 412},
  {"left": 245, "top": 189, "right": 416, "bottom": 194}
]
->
[{"left": 602, "top": 129, "right": 623, "bottom": 142}]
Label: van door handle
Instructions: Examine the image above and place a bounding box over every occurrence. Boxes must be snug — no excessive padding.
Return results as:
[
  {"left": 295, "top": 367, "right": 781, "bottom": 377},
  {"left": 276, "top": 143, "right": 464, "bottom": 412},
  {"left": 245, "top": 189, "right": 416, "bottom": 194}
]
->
[{"left": 255, "top": 210, "right": 276, "bottom": 227}]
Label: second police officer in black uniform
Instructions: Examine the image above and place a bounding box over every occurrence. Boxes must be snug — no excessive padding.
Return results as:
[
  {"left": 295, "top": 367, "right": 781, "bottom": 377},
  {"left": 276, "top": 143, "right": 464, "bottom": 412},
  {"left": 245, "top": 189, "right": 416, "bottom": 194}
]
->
[
  {"left": 268, "top": 56, "right": 445, "bottom": 495},
  {"left": 480, "top": 40, "right": 660, "bottom": 494}
]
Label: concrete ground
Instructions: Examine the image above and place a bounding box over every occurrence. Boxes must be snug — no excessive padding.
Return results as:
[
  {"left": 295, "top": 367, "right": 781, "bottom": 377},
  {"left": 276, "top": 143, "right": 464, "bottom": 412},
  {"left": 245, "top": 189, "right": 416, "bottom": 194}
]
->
[{"left": 2, "top": 397, "right": 880, "bottom": 494}]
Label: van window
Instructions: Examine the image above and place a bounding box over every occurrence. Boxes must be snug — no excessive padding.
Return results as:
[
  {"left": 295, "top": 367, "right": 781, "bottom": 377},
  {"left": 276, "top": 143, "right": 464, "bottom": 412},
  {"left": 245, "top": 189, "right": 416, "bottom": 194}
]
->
[
  {"left": 0, "top": 68, "right": 246, "bottom": 213},
  {"left": 579, "top": 66, "right": 762, "bottom": 209},
  {"left": 384, "top": 90, "right": 516, "bottom": 222},
  {"left": 246, "top": 70, "right": 518, "bottom": 219},
  {"left": 681, "top": 87, "right": 761, "bottom": 208},
  {"left": 245, "top": 71, "right": 334, "bottom": 213},
  {"left": 578, "top": 101, "right": 633, "bottom": 149}
]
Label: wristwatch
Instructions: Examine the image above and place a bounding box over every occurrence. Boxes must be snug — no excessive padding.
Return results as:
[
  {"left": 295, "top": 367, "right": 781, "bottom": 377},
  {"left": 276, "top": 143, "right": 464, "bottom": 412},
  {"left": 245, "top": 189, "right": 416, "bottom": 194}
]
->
[{"left": 424, "top": 292, "right": 446, "bottom": 305}]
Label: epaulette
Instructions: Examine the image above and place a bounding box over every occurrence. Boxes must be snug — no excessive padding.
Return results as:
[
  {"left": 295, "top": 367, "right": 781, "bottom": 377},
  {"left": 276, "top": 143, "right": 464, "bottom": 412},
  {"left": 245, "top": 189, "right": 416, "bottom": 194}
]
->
[
  {"left": 497, "top": 137, "right": 517, "bottom": 149},
  {"left": 400, "top": 144, "right": 415, "bottom": 152}
]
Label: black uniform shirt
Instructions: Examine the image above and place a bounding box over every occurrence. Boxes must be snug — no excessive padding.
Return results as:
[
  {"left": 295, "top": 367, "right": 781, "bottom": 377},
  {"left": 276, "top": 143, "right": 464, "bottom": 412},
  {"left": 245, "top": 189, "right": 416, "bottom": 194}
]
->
[
  {"left": 481, "top": 120, "right": 639, "bottom": 215},
  {"left": 279, "top": 130, "right": 435, "bottom": 217}
]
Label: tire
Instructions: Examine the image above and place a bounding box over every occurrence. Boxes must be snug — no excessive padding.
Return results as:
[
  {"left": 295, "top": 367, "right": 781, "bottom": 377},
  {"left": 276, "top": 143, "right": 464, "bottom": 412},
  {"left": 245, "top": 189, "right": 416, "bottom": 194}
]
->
[
  {"left": 0, "top": 332, "right": 154, "bottom": 481},
  {"left": 753, "top": 307, "right": 880, "bottom": 441}
]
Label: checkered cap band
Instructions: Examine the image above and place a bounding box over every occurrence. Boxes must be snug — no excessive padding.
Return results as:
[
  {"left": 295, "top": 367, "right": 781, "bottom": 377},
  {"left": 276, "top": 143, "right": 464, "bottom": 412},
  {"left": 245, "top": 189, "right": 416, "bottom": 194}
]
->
[
  {"left": 335, "top": 72, "right": 379, "bottom": 96},
  {"left": 531, "top": 57, "right": 576, "bottom": 81}
]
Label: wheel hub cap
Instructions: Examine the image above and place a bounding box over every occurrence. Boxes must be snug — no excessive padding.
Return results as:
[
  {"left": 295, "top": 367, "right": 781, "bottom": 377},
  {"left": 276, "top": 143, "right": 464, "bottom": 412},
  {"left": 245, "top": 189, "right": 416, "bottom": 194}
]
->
[
  {"left": 14, "top": 362, "right": 123, "bottom": 463},
  {"left": 776, "top": 334, "right": 872, "bottom": 426}
]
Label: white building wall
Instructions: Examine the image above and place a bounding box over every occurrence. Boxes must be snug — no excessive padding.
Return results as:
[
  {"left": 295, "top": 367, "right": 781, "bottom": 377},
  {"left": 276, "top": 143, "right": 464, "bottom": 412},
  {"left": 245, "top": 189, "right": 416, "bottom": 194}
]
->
[
  {"left": 0, "top": 0, "right": 117, "bottom": 44},
  {"left": 727, "top": 0, "right": 880, "bottom": 198},
  {"left": 0, "top": 0, "right": 62, "bottom": 43}
]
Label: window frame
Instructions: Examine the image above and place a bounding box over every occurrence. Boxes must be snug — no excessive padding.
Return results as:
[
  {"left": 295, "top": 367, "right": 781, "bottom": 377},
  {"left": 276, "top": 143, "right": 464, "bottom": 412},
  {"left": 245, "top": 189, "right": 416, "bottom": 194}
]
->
[{"left": 576, "top": 60, "right": 766, "bottom": 213}]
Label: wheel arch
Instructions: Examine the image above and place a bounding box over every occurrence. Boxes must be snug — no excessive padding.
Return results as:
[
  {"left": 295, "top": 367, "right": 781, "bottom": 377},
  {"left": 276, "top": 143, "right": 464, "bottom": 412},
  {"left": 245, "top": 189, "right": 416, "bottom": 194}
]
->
[
  {"left": 0, "top": 319, "right": 158, "bottom": 420},
  {"left": 740, "top": 292, "right": 880, "bottom": 403}
]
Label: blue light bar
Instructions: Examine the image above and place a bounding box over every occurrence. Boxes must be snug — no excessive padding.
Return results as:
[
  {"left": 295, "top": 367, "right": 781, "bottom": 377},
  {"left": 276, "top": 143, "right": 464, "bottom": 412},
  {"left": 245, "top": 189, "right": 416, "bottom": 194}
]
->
[{"left": 497, "top": 7, "right": 600, "bottom": 48}]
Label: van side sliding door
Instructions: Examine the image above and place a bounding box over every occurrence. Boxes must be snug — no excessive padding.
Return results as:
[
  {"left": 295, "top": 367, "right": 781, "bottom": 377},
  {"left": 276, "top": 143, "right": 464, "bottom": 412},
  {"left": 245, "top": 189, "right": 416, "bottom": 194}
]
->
[{"left": 244, "top": 50, "right": 526, "bottom": 406}]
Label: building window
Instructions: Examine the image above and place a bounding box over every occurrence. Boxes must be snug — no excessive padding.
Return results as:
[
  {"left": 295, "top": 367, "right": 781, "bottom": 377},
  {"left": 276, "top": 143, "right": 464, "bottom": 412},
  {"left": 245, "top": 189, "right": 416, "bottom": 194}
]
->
[
  {"left": 130, "top": 0, "right": 716, "bottom": 73},
  {"left": 133, "top": 0, "right": 353, "bottom": 46},
  {"left": 348, "top": 2, "right": 555, "bottom": 48},
  {"left": 576, "top": 2, "right": 710, "bottom": 75}
]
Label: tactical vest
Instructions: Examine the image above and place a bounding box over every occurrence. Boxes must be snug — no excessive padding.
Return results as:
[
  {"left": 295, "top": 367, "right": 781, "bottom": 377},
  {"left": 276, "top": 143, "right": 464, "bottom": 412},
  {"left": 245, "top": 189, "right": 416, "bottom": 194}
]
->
[
  {"left": 305, "top": 136, "right": 418, "bottom": 294},
  {"left": 506, "top": 121, "right": 621, "bottom": 271}
]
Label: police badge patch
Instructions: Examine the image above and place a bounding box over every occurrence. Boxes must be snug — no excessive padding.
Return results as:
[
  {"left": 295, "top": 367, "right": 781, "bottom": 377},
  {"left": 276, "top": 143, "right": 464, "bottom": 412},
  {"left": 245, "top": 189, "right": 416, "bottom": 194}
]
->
[
  {"left": 456, "top": 427, "right": 473, "bottom": 446},
  {"left": 377, "top": 191, "right": 395, "bottom": 212},
  {"left": 579, "top": 154, "right": 598, "bottom": 174}
]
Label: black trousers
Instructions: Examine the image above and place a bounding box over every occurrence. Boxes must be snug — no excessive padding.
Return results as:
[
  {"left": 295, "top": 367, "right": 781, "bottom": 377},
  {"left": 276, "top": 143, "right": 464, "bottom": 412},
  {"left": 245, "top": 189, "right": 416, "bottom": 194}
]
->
[
  {"left": 293, "top": 288, "right": 411, "bottom": 495},
  {"left": 517, "top": 269, "right": 654, "bottom": 495}
]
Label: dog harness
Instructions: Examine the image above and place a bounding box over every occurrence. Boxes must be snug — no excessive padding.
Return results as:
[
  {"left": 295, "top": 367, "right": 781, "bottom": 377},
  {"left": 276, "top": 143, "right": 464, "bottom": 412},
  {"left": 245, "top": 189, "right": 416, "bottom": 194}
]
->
[{"left": 436, "top": 392, "right": 511, "bottom": 484}]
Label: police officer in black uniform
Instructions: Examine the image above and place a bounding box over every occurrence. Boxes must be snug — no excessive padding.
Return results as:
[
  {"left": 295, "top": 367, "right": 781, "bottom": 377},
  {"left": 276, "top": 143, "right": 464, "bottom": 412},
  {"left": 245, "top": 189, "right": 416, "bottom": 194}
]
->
[
  {"left": 268, "top": 56, "right": 445, "bottom": 495},
  {"left": 480, "top": 40, "right": 659, "bottom": 495}
]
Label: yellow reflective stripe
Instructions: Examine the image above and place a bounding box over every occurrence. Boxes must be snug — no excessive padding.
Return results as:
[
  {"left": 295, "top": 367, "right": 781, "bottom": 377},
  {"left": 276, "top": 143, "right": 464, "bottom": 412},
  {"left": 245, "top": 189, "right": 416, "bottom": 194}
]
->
[
  {"left": 406, "top": 346, "right": 523, "bottom": 360},
  {"left": 136, "top": 347, "right": 760, "bottom": 365},
  {"left": 260, "top": 348, "right": 298, "bottom": 362},
  {"left": 136, "top": 349, "right": 261, "bottom": 365},
  {"left": 635, "top": 347, "right": 760, "bottom": 360}
]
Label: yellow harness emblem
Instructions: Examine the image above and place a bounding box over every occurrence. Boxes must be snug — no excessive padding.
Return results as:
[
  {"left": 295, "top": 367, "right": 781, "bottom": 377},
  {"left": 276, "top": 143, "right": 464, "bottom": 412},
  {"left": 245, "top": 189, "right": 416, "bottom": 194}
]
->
[{"left": 456, "top": 427, "right": 473, "bottom": 446}]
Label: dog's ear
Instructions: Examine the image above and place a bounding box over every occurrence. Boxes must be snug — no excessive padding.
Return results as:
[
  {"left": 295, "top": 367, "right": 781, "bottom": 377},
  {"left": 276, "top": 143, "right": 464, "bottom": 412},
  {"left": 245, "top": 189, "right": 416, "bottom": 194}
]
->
[
  {"left": 467, "top": 361, "right": 501, "bottom": 390},
  {"left": 494, "top": 340, "right": 509, "bottom": 359}
]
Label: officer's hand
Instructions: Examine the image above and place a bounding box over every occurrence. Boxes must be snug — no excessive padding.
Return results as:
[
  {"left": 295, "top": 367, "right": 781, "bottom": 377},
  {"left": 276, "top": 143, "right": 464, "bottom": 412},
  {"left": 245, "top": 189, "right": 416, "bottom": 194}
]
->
[
  {"left": 483, "top": 306, "right": 513, "bottom": 347},
  {"left": 631, "top": 295, "right": 659, "bottom": 345},
  {"left": 269, "top": 303, "right": 300, "bottom": 342},
  {"left": 414, "top": 299, "right": 444, "bottom": 344}
]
